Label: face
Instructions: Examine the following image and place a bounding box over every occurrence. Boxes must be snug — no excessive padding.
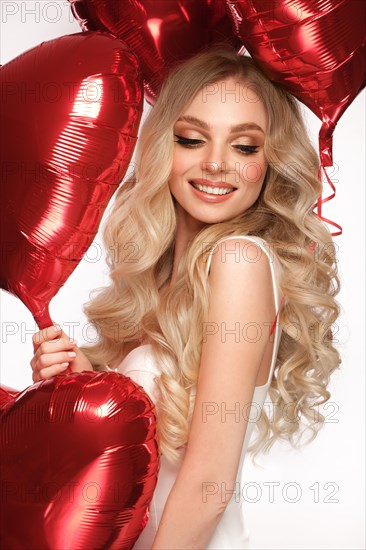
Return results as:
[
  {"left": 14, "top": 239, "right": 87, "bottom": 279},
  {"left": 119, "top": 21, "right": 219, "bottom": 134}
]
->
[{"left": 168, "top": 76, "right": 268, "bottom": 233}]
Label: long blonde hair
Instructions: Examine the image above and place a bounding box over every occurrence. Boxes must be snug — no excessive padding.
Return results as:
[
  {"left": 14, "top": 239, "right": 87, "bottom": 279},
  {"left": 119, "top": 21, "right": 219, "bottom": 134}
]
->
[{"left": 80, "top": 46, "right": 341, "bottom": 465}]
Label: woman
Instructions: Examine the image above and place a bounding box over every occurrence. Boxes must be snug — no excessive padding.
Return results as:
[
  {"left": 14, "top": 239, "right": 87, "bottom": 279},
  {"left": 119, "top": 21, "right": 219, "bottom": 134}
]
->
[{"left": 30, "top": 47, "right": 341, "bottom": 549}]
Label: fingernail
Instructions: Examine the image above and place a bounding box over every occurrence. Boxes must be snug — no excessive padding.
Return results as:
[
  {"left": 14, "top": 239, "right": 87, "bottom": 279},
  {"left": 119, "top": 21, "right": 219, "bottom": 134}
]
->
[
  {"left": 69, "top": 338, "right": 77, "bottom": 344},
  {"left": 67, "top": 351, "right": 76, "bottom": 358},
  {"left": 60, "top": 362, "right": 69, "bottom": 369},
  {"left": 54, "top": 325, "right": 61, "bottom": 332}
]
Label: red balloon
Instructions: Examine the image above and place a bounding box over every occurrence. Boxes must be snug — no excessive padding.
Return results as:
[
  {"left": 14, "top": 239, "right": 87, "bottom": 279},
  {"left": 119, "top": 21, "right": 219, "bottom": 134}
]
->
[
  {"left": 0, "top": 372, "right": 159, "bottom": 549},
  {"left": 0, "top": 32, "right": 143, "bottom": 330},
  {"left": 224, "top": 0, "right": 366, "bottom": 166},
  {"left": 68, "top": 0, "right": 241, "bottom": 102},
  {"left": 0, "top": 385, "right": 19, "bottom": 407}
]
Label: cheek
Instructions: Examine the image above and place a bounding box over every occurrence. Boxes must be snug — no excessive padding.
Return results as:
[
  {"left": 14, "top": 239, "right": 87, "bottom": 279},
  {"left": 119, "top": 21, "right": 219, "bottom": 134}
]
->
[
  {"left": 168, "top": 159, "right": 183, "bottom": 194},
  {"left": 170, "top": 150, "right": 189, "bottom": 177},
  {"left": 241, "top": 158, "right": 267, "bottom": 184}
]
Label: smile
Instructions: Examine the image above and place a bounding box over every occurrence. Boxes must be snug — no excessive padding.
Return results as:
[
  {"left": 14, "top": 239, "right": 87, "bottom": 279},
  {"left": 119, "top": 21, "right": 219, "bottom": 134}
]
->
[{"left": 189, "top": 181, "right": 235, "bottom": 195}]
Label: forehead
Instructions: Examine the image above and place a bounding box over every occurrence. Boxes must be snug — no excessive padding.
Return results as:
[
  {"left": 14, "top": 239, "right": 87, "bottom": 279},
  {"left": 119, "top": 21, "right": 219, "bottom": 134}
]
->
[{"left": 180, "top": 77, "right": 268, "bottom": 131}]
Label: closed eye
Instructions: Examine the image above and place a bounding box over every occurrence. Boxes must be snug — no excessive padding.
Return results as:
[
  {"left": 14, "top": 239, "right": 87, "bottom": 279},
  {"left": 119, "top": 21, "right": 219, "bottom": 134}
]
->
[
  {"left": 174, "top": 135, "right": 259, "bottom": 155},
  {"left": 174, "top": 134, "right": 204, "bottom": 147},
  {"left": 234, "top": 145, "right": 259, "bottom": 155}
]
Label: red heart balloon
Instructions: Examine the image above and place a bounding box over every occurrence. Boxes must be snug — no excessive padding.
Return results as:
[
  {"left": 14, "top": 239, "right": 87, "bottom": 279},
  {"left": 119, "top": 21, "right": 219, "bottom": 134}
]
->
[
  {"left": 0, "top": 372, "right": 159, "bottom": 549},
  {"left": 0, "top": 385, "right": 20, "bottom": 407},
  {"left": 0, "top": 32, "right": 143, "bottom": 329},
  {"left": 224, "top": 0, "right": 366, "bottom": 166},
  {"left": 68, "top": 0, "right": 241, "bottom": 102}
]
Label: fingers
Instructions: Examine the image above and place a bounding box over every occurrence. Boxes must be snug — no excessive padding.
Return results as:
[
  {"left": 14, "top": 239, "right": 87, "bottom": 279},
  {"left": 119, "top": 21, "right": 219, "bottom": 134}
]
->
[
  {"left": 31, "top": 361, "right": 70, "bottom": 383},
  {"left": 32, "top": 324, "right": 73, "bottom": 353},
  {"left": 32, "top": 349, "right": 76, "bottom": 370},
  {"left": 32, "top": 324, "right": 59, "bottom": 352},
  {"left": 31, "top": 323, "right": 78, "bottom": 382},
  {"left": 33, "top": 335, "right": 76, "bottom": 363}
]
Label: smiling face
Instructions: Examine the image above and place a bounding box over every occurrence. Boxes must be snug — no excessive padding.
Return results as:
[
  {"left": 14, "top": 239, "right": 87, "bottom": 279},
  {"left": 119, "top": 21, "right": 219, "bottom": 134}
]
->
[{"left": 168, "top": 76, "right": 268, "bottom": 233}]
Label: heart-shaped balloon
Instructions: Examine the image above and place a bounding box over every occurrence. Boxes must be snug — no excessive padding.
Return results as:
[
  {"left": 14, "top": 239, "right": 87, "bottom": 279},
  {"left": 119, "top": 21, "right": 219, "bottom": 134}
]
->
[
  {"left": 0, "top": 372, "right": 159, "bottom": 549},
  {"left": 0, "top": 31, "right": 143, "bottom": 329},
  {"left": 224, "top": 0, "right": 366, "bottom": 166},
  {"left": 0, "top": 384, "right": 19, "bottom": 407},
  {"left": 68, "top": 0, "right": 241, "bottom": 102}
]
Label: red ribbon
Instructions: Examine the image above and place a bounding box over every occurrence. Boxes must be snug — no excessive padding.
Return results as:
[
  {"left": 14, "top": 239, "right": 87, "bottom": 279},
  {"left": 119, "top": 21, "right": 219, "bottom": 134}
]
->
[
  {"left": 308, "top": 164, "right": 343, "bottom": 254},
  {"left": 314, "top": 165, "right": 343, "bottom": 237}
]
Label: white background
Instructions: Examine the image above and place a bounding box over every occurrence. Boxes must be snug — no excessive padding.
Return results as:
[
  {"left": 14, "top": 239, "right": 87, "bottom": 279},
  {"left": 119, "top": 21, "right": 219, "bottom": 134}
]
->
[{"left": 0, "top": 2, "right": 365, "bottom": 549}]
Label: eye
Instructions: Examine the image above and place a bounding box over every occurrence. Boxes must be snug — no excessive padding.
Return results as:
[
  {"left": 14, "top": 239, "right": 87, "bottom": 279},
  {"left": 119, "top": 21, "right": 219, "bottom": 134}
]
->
[
  {"left": 174, "top": 134, "right": 204, "bottom": 147},
  {"left": 233, "top": 144, "right": 259, "bottom": 155}
]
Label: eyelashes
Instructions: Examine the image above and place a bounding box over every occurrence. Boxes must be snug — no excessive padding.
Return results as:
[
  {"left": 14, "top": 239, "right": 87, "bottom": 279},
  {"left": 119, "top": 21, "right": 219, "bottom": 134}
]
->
[
  {"left": 173, "top": 134, "right": 259, "bottom": 155},
  {"left": 234, "top": 144, "right": 259, "bottom": 154},
  {"left": 174, "top": 135, "right": 203, "bottom": 147}
]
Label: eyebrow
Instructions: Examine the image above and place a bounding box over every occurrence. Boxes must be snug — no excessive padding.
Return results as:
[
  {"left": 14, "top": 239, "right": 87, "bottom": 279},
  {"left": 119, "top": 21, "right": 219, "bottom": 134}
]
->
[{"left": 176, "top": 115, "right": 264, "bottom": 134}]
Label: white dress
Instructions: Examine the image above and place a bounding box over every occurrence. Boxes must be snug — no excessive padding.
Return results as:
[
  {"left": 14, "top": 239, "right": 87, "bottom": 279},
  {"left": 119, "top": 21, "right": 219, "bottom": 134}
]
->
[{"left": 112, "top": 236, "right": 283, "bottom": 549}]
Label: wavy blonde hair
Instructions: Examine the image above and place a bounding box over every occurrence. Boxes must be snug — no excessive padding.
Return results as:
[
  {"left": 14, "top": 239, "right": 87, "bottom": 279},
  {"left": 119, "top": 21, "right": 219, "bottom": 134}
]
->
[{"left": 80, "top": 46, "right": 341, "bottom": 465}]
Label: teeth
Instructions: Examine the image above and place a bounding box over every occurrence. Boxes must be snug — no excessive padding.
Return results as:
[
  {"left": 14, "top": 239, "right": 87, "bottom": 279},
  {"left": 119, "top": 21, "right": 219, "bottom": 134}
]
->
[{"left": 191, "top": 182, "right": 234, "bottom": 195}]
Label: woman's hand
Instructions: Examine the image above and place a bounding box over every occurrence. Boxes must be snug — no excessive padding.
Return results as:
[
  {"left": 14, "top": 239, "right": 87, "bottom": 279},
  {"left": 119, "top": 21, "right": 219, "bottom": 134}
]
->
[{"left": 30, "top": 324, "right": 93, "bottom": 382}]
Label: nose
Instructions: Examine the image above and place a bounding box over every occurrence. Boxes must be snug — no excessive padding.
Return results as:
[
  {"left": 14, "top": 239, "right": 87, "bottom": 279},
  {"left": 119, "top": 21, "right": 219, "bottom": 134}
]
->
[
  {"left": 201, "top": 142, "right": 232, "bottom": 176},
  {"left": 203, "top": 160, "right": 220, "bottom": 174}
]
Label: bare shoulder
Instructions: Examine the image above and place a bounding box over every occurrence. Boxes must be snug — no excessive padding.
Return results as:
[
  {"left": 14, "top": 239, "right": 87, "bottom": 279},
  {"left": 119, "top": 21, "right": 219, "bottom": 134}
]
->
[
  {"left": 180, "top": 238, "right": 277, "bottom": 482},
  {"left": 208, "top": 236, "right": 274, "bottom": 297}
]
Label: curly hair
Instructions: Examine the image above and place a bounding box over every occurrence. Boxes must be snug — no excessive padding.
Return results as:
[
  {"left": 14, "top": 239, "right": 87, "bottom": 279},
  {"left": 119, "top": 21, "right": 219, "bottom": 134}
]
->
[{"left": 79, "top": 46, "right": 341, "bottom": 465}]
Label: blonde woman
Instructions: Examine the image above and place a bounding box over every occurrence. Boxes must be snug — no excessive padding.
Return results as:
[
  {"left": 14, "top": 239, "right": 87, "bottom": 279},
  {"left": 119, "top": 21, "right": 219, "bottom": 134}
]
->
[{"left": 30, "top": 47, "right": 341, "bottom": 549}]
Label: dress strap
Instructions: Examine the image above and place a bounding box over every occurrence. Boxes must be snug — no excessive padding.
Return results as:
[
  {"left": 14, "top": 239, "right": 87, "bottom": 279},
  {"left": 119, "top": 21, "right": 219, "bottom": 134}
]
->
[
  {"left": 205, "top": 235, "right": 285, "bottom": 388},
  {"left": 205, "top": 235, "right": 284, "bottom": 332}
]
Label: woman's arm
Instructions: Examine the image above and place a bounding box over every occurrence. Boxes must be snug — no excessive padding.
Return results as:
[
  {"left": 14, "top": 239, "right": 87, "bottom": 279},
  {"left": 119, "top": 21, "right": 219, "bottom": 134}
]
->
[{"left": 151, "top": 239, "right": 277, "bottom": 549}]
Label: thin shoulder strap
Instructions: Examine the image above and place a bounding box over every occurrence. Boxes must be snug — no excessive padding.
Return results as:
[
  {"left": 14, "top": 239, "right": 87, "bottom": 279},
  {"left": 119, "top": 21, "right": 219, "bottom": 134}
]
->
[
  {"left": 205, "top": 235, "right": 284, "bottom": 335},
  {"left": 205, "top": 235, "right": 284, "bottom": 387}
]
